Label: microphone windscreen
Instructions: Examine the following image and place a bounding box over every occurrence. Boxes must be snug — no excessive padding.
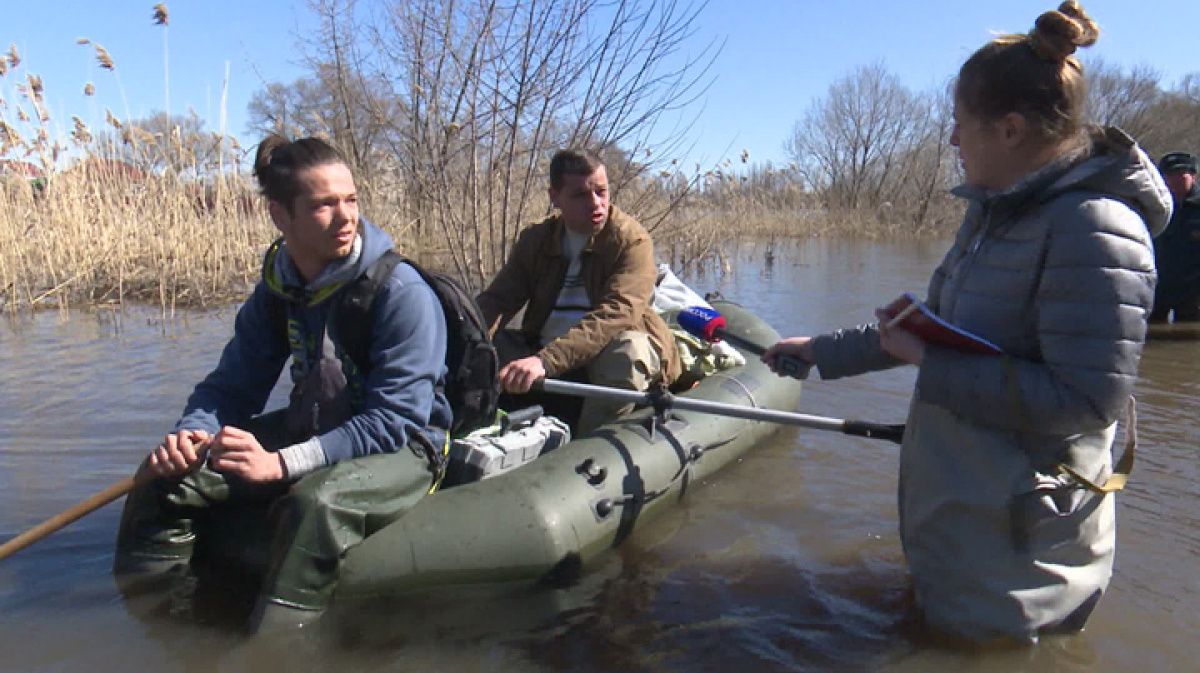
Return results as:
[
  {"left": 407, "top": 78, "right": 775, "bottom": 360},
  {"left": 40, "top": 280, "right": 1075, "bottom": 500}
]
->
[{"left": 678, "top": 306, "right": 725, "bottom": 341}]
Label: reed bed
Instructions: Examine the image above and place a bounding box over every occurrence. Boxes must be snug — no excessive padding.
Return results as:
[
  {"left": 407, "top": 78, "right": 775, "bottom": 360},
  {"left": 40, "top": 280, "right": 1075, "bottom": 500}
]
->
[
  {"left": 0, "top": 42, "right": 955, "bottom": 314},
  {"left": 0, "top": 169, "right": 273, "bottom": 314},
  {"left": 0, "top": 165, "right": 960, "bottom": 316},
  {"left": 1, "top": 12, "right": 963, "bottom": 317}
]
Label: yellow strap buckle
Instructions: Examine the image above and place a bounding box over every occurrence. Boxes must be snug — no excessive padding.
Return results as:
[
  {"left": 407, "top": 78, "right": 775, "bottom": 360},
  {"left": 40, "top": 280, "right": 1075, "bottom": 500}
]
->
[{"left": 1059, "top": 396, "right": 1137, "bottom": 494}]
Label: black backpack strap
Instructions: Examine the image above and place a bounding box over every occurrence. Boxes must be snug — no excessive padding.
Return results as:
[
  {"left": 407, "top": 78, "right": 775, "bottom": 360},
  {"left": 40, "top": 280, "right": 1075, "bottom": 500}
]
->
[
  {"left": 264, "top": 287, "right": 289, "bottom": 354},
  {"left": 389, "top": 254, "right": 499, "bottom": 436},
  {"left": 334, "top": 250, "right": 405, "bottom": 374}
]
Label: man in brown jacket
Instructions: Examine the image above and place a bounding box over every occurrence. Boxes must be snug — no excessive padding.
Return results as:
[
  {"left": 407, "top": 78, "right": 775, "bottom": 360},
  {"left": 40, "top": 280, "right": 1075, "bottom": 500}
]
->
[{"left": 476, "top": 149, "right": 681, "bottom": 434}]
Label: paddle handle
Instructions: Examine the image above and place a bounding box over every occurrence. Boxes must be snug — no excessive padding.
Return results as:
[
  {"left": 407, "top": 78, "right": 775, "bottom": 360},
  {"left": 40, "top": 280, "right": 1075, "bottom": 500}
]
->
[
  {"left": 0, "top": 474, "right": 142, "bottom": 562},
  {"left": 842, "top": 420, "right": 906, "bottom": 443}
]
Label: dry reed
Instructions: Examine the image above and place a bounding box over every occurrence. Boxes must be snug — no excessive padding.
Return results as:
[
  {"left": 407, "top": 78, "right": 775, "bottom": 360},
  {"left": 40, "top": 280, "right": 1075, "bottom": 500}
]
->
[
  {"left": 0, "top": 24, "right": 959, "bottom": 317},
  {"left": 0, "top": 161, "right": 959, "bottom": 316},
  {"left": 0, "top": 169, "right": 272, "bottom": 314}
]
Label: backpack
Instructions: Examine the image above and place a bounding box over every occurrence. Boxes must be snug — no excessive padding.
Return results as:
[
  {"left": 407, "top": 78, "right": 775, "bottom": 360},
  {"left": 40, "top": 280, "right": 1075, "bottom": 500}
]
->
[{"left": 266, "top": 250, "right": 499, "bottom": 437}]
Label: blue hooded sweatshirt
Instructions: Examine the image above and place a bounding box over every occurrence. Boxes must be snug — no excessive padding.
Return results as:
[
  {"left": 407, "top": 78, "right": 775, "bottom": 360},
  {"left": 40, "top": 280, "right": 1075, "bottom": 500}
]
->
[{"left": 175, "top": 218, "right": 452, "bottom": 476}]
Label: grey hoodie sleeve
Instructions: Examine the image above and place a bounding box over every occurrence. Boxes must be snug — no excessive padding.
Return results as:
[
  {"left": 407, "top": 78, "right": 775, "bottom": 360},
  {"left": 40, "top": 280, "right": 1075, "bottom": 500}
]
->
[{"left": 917, "top": 196, "right": 1156, "bottom": 434}]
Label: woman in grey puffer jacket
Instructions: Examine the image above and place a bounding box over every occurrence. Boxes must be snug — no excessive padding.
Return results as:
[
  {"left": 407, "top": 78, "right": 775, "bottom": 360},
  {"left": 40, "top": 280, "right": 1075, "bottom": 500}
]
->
[{"left": 764, "top": 2, "right": 1171, "bottom": 644}]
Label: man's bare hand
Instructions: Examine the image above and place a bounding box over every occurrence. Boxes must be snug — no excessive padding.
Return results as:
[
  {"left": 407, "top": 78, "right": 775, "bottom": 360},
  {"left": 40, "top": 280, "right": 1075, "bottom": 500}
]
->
[
  {"left": 206, "top": 426, "right": 285, "bottom": 483},
  {"left": 144, "top": 429, "right": 211, "bottom": 479},
  {"left": 498, "top": 355, "right": 547, "bottom": 394}
]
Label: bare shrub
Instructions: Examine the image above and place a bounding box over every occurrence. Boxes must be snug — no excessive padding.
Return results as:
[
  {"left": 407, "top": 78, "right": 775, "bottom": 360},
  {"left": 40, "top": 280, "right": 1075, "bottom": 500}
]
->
[
  {"left": 785, "top": 64, "right": 960, "bottom": 237},
  {"left": 249, "top": 0, "right": 718, "bottom": 290},
  {"left": 1085, "top": 59, "right": 1200, "bottom": 159}
]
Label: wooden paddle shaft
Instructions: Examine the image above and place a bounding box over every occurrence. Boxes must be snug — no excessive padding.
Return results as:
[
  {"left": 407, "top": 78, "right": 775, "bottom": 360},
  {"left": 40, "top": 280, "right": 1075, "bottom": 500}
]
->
[{"left": 0, "top": 474, "right": 140, "bottom": 562}]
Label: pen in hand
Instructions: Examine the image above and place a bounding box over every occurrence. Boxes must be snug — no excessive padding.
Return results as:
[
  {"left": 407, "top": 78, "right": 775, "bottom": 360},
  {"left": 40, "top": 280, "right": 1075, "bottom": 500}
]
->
[{"left": 883, "top": 301, "right": 922, "bottom": 330}]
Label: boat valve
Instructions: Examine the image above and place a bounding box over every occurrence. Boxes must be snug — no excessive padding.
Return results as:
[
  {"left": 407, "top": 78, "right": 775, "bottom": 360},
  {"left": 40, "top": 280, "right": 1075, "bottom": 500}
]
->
[
  {"left": 577, "top": 458, "right": 607, "bottom": 486},
  {"left": 593, "top": 498, "right": 615, "bottom": 519}
]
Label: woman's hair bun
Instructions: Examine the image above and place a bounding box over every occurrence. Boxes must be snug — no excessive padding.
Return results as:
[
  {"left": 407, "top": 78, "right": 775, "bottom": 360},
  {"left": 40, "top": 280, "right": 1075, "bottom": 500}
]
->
[{"left": 1029, "top": 1, "right": 1099, "bottom": 61}]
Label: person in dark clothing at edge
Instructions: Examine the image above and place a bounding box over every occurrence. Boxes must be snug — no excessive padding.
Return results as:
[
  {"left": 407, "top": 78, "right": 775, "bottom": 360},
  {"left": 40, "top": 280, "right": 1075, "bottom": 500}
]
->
[
  {"left": 1149, "top": 151, "right": 1200, "bottom": 323},
  {"left": 113, "top": 135, "right": 453, "bottom": 633},
  {"left": 475, "top": 149, "right": 682, "bottom": 435}
]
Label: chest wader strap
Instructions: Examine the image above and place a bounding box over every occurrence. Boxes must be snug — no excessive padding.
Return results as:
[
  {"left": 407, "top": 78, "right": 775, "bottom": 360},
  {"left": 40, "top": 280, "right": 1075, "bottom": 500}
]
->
[
  {"left": 1058, "top": 395, "right": 1137, "bottom": 494},
  {"left": 410, "top": 430, "right": 452, "bottom": 494},
  {"left": 1004, "top": 360, "right": 1136, "bottom": 494}
]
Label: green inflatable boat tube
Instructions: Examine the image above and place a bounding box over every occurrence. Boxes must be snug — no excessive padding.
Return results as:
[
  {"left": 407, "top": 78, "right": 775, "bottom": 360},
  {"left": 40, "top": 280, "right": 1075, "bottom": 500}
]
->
[
  {"left": 335, "top": 300, "right": 801, "bottom": 600},
  {"left": 197, "top": 300, "right": 803, "bottom": 602}
]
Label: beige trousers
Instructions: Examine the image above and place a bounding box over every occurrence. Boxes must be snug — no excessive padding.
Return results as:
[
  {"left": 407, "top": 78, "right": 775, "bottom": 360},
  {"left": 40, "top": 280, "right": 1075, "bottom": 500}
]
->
[
  {"left": 577, "top": 330, "right": 662, "bottom": 435},
  {"left": 494, "top": 329, "right": 664, "bottom": 435}
]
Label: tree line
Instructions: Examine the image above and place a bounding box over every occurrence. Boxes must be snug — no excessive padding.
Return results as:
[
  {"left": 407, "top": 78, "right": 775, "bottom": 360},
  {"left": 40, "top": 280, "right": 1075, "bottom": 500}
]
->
[
  {"left": 236, "top": 0, "right": 1200, "bottom": 281},
  {"left": 8, "top": 2, "right": 1200, "bottom": 295}
]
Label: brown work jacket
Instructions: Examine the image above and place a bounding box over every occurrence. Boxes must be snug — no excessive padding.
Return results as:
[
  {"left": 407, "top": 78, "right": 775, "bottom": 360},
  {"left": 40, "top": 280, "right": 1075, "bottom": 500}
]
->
[{"left": 476, "top": 206, "right": 681, "bottom": 383}]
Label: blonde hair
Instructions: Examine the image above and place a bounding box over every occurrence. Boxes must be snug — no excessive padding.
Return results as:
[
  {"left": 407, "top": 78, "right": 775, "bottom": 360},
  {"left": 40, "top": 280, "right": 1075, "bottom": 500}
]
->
[{"left": 955, "top": 1, "right": 1099, "bottom": 142}]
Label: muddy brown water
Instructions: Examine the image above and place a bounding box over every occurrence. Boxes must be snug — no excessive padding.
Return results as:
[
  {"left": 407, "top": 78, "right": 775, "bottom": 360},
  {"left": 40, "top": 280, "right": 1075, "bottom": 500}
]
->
[{"left": 0, "top": 239, "right": 1196, "bottom": 672}]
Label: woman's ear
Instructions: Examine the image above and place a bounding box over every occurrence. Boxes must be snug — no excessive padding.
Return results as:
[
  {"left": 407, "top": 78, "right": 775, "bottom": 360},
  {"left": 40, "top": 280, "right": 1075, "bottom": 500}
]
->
[{"left": 1000, "top": 112, "right": 1030, "bottom": 148}]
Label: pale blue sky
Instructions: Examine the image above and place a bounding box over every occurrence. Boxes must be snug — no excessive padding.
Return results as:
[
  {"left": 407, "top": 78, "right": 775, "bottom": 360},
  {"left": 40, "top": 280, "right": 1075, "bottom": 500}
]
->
[{"left": 5, "top": 1, "right": 1199, "bottom": 171}]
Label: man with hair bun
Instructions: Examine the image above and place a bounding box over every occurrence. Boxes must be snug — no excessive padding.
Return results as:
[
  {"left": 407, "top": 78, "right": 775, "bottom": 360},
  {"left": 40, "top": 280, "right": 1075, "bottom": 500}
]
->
[
  {"left": 1149, "top": 151, "right": 1200, "bottom": 323},
  {"left": 476, "top": 148, "right": 681, "bottom": 434},
  {"left": 765, "top": 1, "right": 1169, "bottom": 644},
  {"left": 114, "top": 135, "right": 453, "bottom": 632}
]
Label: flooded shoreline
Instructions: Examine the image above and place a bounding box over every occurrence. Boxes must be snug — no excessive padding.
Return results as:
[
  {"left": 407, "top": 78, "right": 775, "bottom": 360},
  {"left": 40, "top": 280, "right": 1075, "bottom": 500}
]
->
[{"left": 1, "top": 238, "right": 1196, "bottom": 672}]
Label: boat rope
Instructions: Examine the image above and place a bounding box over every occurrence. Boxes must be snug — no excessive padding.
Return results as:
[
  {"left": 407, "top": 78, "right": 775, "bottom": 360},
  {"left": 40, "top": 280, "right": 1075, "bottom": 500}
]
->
[{"left": 705, "top": 372, "right": 759, "bottom": 409}]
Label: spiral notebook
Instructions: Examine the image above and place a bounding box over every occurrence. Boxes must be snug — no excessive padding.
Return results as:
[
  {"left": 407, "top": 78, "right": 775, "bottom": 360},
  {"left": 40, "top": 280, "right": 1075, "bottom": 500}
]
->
[{"left": 881, "top": 292, "right": 1003, "bottom": 355}]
